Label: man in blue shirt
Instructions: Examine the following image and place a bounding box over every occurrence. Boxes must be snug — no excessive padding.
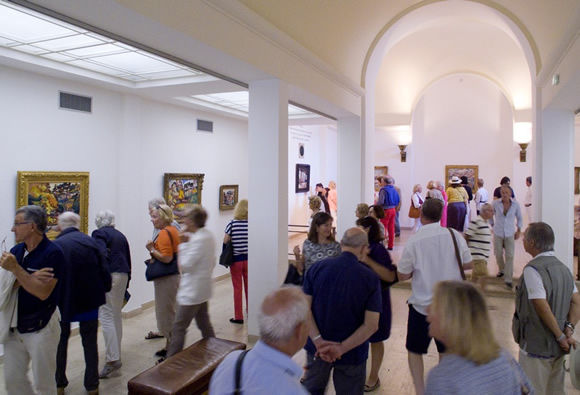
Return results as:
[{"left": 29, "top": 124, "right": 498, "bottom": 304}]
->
[
  {"left": 377, "top": 176, "right": 400, "bottom": 250},
  {"left": 0, "top": 205, "right": 65, "bottom": 395},
  {"left": 210, "top": 287, "right": 310, "bottom": 394},
  {"left": 302, "top": 227, "right": 382, "bottom": 395}
]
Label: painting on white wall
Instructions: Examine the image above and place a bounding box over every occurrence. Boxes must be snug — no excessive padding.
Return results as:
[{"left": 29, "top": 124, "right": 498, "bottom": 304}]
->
[
  {"left": 296, "top": 164, "right": 310, "bottom": 193},
  {"left": 374, "top": 166, "right": 389, "bottom": 191},
  {"left": 445, "top": 165, "right": 478, "bottom": 192},
  {"left": 164, "top": 173, "right": 204, "bottom": 212}
]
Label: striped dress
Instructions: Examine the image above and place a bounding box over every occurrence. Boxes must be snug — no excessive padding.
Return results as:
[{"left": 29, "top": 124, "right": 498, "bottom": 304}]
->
[{"left": 225, "top": 220, "right": 248, "bottom": 262}]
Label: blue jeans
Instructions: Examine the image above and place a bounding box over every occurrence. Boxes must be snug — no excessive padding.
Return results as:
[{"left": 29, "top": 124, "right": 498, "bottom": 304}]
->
[
  {"left": 302, "top": 352, "right": 366, "bottom": 395},
  {"left": 395, "top": 211, "right": 400, "bottom": 235}
]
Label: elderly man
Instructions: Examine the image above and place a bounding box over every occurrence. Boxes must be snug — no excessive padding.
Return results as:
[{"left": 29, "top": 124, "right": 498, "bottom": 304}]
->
[
  {"left": 491, "top": 185, "right": 523, "bottom": 289},
  {"left": 302, "top": 227, "right": 381, "bottom": 395},
  {"left": 464, "top": 203, "right": 494, "bottom": 290},
  {"left": 397, "top": 199, "right": 472, "bottom": 395},
  {"left": 53, "top": 212, "right": 110, "bottom": 395},
  {"left": 377, "top": 176, "right": 400, "bottom": 250},
  {"left": 209, "top": 286, "right": 310, "bottom": 394},
  {"left": 0, "top": 205, "right": 65, "bottom": 395},
  {"left": 513, "top": 222, "right": 580, "bottom": 395}
]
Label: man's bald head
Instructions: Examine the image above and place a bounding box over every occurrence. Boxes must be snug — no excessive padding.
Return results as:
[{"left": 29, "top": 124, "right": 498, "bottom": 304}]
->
[{"left": 258, "top": 286, "right": 309, "bottom": 346}]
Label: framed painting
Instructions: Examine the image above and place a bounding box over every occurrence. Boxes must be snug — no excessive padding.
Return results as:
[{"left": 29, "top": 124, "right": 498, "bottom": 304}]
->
[
  {"left": 575, "top": 167, "right": 580, "bottom": 195},
  {"left": 374, "top": 166, "right": 389, "bottom": 191},
  {"left": 219, "top": 185, "right": 238, "bottom": 210},
  {"left": 164, "top": 173, "right": 205, "bottom": 213},
  {"left": 17, "top": 171, "right": 90, "bottom": 239},
  {"left": 296, "top": 164, "right": 311, "bottom": 193},
  {"left": 445, "top": 165, "right": 479, "bottom": 192}
]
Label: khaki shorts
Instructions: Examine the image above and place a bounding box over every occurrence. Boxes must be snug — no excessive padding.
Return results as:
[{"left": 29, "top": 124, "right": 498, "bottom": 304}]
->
[{"left": 471, "top": 259, "right": 489, "bottom": 280}]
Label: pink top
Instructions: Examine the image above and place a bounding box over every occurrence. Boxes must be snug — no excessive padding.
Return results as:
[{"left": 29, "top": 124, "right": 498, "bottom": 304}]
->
[{"left": 328, "top": 189, "right": 338, "bottom": 211}]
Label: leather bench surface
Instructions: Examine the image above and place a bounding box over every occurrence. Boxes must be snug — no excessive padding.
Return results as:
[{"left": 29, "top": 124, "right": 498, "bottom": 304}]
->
[{"left": 128, "top": 337, "right": 246, "bottom": 395}]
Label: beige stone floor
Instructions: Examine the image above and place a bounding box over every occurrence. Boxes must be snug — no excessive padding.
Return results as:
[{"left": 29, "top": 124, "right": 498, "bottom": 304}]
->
[{"left": 1, "top": 227, "right": 579, "bottom": 394}]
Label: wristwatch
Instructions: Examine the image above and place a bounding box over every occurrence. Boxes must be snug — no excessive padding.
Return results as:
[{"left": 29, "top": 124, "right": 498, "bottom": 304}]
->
[{"left": 565, "top": 321, "right": 575, "bottom": 333}]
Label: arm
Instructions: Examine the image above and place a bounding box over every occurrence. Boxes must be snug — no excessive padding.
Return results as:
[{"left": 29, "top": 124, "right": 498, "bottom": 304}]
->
[
  {"left": 92, "top": 230, "right": 109, "bottom": 258},
  {"left": 223, "top": 233, "right": 231, "bottom": 244},
  {"left": 377, "top": 189, "right": 386, "bottom": 206},
  {"left": 462, "top": 260, "right": 474, "bottom": 270},
  {"left": 318, "top": 310, "right": 380, "bottom": 360},
  {"left": 361, "top": 254, "right": 396, "bottom": 282},
  {"left": 412, "top": 193, "right": 420, "bottom": 208},
  {"left": 149, "top": 230, "right": 174, "bottom": 264},
  {"left": 398, "top": 271, "right": 412, "bottom": 281},
  {"left": 293, "top": 245, "right": 305, "bottom": 272},
  {"left": 304, "top": 295, "right": 339, "bottom": 362},
  {"left": 531, "top": 298, "right": 572, "bottom": 351},
  {"left": 0, "top": 253, "right": 57, "bottom": 301}
]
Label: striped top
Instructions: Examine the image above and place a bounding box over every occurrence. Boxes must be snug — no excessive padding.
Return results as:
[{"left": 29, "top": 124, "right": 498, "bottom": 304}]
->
[
  {"left": 464, "top": 216, "right": 492, "bottom": 260},
  {"left": 225, "top": 220, "right": 248, "bottom": 256}
]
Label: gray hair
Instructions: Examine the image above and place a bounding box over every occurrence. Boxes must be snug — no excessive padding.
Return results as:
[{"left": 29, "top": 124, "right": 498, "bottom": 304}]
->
[
  {"left": 95, "top": 210, "right": 115, "bottom": 228},
  {"left": 16, "top": 205, "right": 48, "bottom": 232},
  {"left": 258, "top": 286, "right": 309, "bottom": 344},
  {"left": 148, "top": 197, "right": 166, "bottom": 210},
  {"left": 525, "top": 222, "right": 555, "bottom": 253},
  {"left": 58, "top": 212, "right": 81, "bottom": 231},
  {"left": 480, "top": 203, "right": 493, "bottom": 213},
  {"left": 385, "top": 176, "right": 394, "bottom": 185},
  {"left": 340, "top": 228, "right": 368, "bottom": 248}
]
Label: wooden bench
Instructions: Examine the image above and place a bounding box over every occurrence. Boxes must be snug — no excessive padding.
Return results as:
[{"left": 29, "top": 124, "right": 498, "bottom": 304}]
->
[{"left": 128, "top": 337, "right": 246, "bottom": 395}]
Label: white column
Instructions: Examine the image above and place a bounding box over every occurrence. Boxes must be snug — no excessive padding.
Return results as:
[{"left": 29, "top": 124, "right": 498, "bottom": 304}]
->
[
  {"left": 362, "top": 91, "right": 376, "bottom": 204},
  {"left": 336, "top": 116, "right": 362, "bottom": 237},
  {"left": 247, "top": 79, "right": 289, "bottom": 338},
  {"left": 536, "top": 109, "right": 575, "bottom": 270}
]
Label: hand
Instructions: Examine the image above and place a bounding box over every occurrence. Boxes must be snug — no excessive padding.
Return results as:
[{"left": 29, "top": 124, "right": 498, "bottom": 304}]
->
[
  {"left": 0, "top": 252, "right": 19, "bottom": 272},
  {"left": 293, "top": 245, "right": 301, "bottom": 256},
  {"left": 514, "top": 230, "right": 521, "bottom": 240},
  {"left": 145, "top": 240, "right": 154, "bottom": 251},
  {"left": 31, "top": 267, "right": 54, "bottom": 283},
  {"left": 558, "top": 334, "right": 575, "bottom": 352},
  {"left": 179, "top": 231, "right": 190, "bottom": 243},
  {"left": 317, "top": 342, "right": 343, "bottom": 362}
]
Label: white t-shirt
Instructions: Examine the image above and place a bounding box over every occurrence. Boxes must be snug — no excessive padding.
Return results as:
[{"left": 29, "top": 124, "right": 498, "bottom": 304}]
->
[
  {"left": 398, "top": 223, "right": 472, "bottom": 315},
  {"left": 523, "top": 251, "right": 577, "bottom": 299}
]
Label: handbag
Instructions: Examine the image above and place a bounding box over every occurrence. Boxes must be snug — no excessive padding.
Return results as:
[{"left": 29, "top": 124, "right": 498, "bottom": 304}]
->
[
  {"left": 409, "top": 196, "right": 421, "bottom": 218},
  {"left": 283, "top": 263, "right": 303, "bottom": 286},
  {"left": 448, "top": 228, "right": 466, "bottom": 280},
  {"left": 219, "top": 240, "right": 234, "bottom": 268},
  {"left": 145, "top": 229, "right": 179, "bottom": 281}
]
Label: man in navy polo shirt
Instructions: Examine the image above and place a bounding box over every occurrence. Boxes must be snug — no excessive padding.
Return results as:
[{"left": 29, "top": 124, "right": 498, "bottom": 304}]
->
[
  {"left": 0, "top": 205, "right": 65, "bottom": 395},
  {"left": 302, "top": 227, "right": 381, "bottom": 395}
]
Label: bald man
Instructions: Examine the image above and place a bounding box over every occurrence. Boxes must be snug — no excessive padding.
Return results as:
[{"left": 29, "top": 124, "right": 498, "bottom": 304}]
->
[{"left": 302, "top": 227, "right": 382, "bottom": 395}]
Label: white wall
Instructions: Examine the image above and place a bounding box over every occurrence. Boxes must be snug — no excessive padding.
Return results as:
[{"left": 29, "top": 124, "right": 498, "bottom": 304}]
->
[
  {"left": 0, "top": 65, "right": 248, "bottom": 313},
  {"left": 375, "top": 73, "right": 532, "bottom": 228}
]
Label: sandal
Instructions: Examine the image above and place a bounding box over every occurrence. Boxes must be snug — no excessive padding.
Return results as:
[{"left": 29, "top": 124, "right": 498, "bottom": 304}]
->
[
  {"left": 145, "top": 331, "right": 164, "bottom": 340},
  {"left": 364, "top": 378, "right": 380, "bottom": 392}
]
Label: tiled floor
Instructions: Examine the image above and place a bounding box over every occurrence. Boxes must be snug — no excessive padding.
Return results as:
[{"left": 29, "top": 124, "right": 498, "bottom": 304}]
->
[{"left": 1, "top": 227, "right": 579, "bottom": 394}]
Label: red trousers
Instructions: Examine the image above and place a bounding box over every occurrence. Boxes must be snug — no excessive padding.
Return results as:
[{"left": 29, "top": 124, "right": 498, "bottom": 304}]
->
[
  {"left": 382, "top": 208, "right": 396, "bottom": 249},
  {"left": 230, "top": 260, "right": 248, "bottom": 320}
]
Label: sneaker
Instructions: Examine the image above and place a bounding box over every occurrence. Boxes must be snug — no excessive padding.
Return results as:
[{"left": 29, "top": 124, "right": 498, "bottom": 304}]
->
[
  {"left": 57, "top": 388, "right": 65, "bottom": 395},
  {"left": 496, "top": 272, "right": 504, "bottom": 278},
  {"left": 229, "top": 318, "right": 244, "bottom": 324},
  {"left": 99, "top": 360, "right": 122, "bottom": 379},
  {"left": 505, "top": 282, "right": 513, "bottom": 290},
  {"left": 155, "top": 349, "right": 167, "bottom": 357}
]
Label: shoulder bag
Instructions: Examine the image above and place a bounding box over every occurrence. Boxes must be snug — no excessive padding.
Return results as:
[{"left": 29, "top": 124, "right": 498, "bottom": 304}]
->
[
  {"left": 145, "top": 228, "right": 179, "bottom": 281},
  {"left": 233, "top": 349, "right": 250, "bottom": 394},
  {"left": 408, "top": 196, "right": 421, "bottom": 219},
  {"left": 448, "top": 228, "right": 466, "bottom": 280},
  {"left": 219, "top": 222, "right": 234, "bottom": 268}
]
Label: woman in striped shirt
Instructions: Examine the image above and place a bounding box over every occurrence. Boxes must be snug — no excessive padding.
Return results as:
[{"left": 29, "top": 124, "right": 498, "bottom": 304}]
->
[{"left": 223, "top": 199, "right": 248, "bottom": 324}]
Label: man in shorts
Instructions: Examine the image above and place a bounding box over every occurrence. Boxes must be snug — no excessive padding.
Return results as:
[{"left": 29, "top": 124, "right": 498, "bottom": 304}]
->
[{"left": 464, "top": 203, "right": 493, "bottom": 290}]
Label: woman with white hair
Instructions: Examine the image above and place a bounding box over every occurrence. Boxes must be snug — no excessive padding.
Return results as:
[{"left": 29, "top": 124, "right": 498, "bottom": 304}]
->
[
  {"left": 425, "top": 281, "right": 531, "bottom": 394},
  {"left": 92, "top": 210, "right": 132, "bottom": 378},
  {"left": 411, "top": 184, "right": 424, "bottom": 232}
]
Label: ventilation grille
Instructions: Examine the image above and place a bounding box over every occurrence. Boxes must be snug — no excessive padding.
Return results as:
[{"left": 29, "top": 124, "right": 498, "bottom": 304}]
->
[
  {"left": 197, "top": 119, "right": 213, "bottom": 133},
  {"left": 59, "top": 91, "right": 92, "bottom": 113}
]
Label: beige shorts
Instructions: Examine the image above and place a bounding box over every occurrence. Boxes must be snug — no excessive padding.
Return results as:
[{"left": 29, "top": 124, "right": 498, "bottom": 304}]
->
[{"left": 471, "top": 259, "right": 489, "bottom": 280}]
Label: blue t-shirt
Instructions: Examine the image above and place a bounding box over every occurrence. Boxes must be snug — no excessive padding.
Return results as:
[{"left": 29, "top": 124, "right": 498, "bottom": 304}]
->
[
  {"left": 11, "top": 235, "right": 65, "bottom": 333},
  {"left": 303, "top": 251, "right": 382, "bottom": 365}
]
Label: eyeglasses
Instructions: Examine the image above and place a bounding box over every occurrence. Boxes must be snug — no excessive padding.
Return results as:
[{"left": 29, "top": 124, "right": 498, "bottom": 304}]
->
[
  {"left": 13, "top": 222, "right": 31, "bottom": 227},
  {"left": 156, "top": 205, "right": 169, "bottom": 216},
  {"left": 1, "top": 236, "right": 6, "bottom": 253}
]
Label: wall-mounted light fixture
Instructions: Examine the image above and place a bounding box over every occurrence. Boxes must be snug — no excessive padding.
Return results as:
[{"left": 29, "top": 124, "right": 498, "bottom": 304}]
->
[
  {"left": 518, "top": 143, "right": 529, "bottom": 162},
  {"left": 398, "top": 145, "right": 407, "bottom": 162}
]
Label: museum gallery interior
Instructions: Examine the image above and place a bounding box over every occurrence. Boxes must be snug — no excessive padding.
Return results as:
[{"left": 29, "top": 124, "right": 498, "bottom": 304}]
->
[{"left": 1, "top": 0, "right": 580, "bottom": 389}]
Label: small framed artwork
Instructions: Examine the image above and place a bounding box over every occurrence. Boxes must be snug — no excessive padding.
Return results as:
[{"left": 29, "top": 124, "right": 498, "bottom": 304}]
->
[
  {"left": 17, "top": 171, "right": 90, "bottom": 239},
  {"left": 296, "top": 164, "right": 311, "bottom": 193},
  {"left": 575, "top": 167, "right": 580, "bottom": 195},
  {"left": 298, "top": 143, "right": 305, "bottom": 158},
  {"left": 445, "top": 165, "right": 479, "bottom": 192},
  {"left": 219, "top": 185, "right": 239, "bottom": 210},
  {"left": 374, "top": 166, "right": 389, "bottom": 191},
  {"left": 164, "top": 173, "right": 204, "bottom": 212}
]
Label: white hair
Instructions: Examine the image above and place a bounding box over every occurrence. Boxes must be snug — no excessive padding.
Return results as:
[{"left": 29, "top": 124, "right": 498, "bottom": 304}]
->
[
  {"left": 148, "top": 197, "right": 166, "bottom": 210},
  {"left": 58, "top": 211, "right": 81, "bottom": 231},
  {"left": 95, "top": 210, "right": 115, "bottom": 228},
  {"left": 258, "top": 286, "right": 309, "bottom": 344}
]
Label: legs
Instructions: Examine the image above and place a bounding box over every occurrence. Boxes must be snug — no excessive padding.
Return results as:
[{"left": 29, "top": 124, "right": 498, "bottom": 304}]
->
[
  {"left": 385, "top": 208, "right": 396, "bottom": 249},
  {"left": 230, "top": 260, "right": 248, "bottom": 320},
  {"left": 194, "top": 301, "right": 216, "bottom": 339},
  {"left": 503, "top": 236, "right": 515, "bottom": 285},
  {"left": 166, "top": 302, "right": 215, "bottom": 358},
  {"left": 79, "top": 320, "right": 99, "bottom": 391},
  {"left": 302, "top": 351, "right": 332, "bottom": 395},
  {"left": 100, "top": 272, "right": 128, "bottom": 363},
  {"left": 56, "top": 321, "right": 71, "bottom": 389},
  {"left": 493, "top": 235, "right": 506, "bottom": 274},
  {"left": 408, "top": 352, "right": 426, "bottom": 395},
  {"left": 332, "top": 363, "right": 366, "bottom": 395},
  {"left": 518, "top": 350, "right": 565, "bottom": 395},
  {"left": 154, "top": 274, "right": 180, "bottom": 348},
  {"left": 366, "top": 341, "right": 384, "bottom": 388},
  {"left": 395, "top": 211, "right": 401, "bottom": 236},
  {"left": 4, "top": 331, "right": 35, "bottom": 395}
]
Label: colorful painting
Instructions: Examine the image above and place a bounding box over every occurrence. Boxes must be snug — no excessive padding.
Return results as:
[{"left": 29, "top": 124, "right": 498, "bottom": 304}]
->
[
  {"left": 164, "top": 173, "right": 204, "bottom": 212},
  {"left": 374, "top": 166, "right": 389, "bottom": 191},
  {"left": 219, "top": 185, "right": 239, "bottom": 210},
  {"left": 575, "top": 167, "right": 580, "bottom": 195},
  {"left": 17, "top": 171, "right": 90, "bottom": 238},
  {"left": 296, "top": 164, "right": 311, "bottom": 193},
  {"left": 445, "top": 165, "right": 479, "bottom": 192}
]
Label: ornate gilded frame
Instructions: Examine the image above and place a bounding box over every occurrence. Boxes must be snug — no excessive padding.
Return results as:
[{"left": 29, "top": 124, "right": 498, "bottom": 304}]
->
[
  {"left": 163, "top": 173, "right": 205, "bottom": 212},
  {"left": 17, "top": 171, "right": 90, "bottom": 238},
  {"left": 219, "top": 185, "right": 239, "bottom": 210},
  {"left": 444, "top": 165, "right": 479, "bottom": 192},
  {"left": 374, "top": 166, "right": 389, "bottom": 191}
]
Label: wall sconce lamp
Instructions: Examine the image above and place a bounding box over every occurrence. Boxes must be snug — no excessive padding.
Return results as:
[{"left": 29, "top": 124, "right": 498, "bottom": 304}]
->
[
  {"left": 518, "top": 143, "right": 529, "bottom": 162},
  {"left": 398, "top": 145, "right": 407, "bottom": 162}
]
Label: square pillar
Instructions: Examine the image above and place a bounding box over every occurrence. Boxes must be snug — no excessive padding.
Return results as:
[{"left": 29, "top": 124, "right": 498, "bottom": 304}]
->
[
  {"left": 247, "top": 79, "right": 289, "bottom": 338},
  {"left": 337, "top": 116, "right": 362, "bottom": 237}
]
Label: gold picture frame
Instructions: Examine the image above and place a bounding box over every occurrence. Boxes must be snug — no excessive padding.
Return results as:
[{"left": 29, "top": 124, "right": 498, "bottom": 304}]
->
[
  {"left": 17, "top": 171, "right": 90, "bottom": 239},
  {"left": 445, "top": 165, "right": 479, "bottom": 192},
  {"left": 374, "top": 166, "right": 389, "bottom": 191},
  {"left": 575, "top": 167, "right": 580, "bottom": 195},
  {"left": 219, "top": 185, "right": 239, "bottom": 210},
  {"left": 164, "top": 173, "right": 205, "bottom": 213}
]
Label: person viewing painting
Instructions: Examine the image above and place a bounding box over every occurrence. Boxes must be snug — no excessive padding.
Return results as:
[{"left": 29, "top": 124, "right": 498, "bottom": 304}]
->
[
  {"left": 355, "top": 203, "right": 369, "bottom": 219},
  {"left": 411, "top": 184, "right": 424, "bottom": 233},
  {"left": 328, "top": 181, "right": 338, "bottom": 227},
  {"left": 445, "top": 176, "right": 468, "bottom": 232},
  {"left": 223, "top": 199, "right": 249, "bottom": 324},
  {"left": 437, "top": 181, "right": 448, "bottom": 227},
  {"left": 308, "top": 196, "right": 324, "bottom": 226},
  {"left": 293, "top": 212, "right": 340, "bottom": 277}
]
